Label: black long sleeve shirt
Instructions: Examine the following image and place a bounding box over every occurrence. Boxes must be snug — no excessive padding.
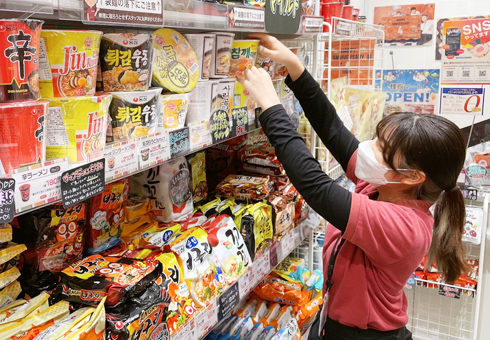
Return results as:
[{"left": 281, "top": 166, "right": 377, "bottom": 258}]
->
[{"left": 259, "top": 69, "right": 359, "bottom": 232}]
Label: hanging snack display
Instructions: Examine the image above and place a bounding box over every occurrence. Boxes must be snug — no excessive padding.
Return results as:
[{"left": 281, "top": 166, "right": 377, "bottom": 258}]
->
[
  {"left": 45, "top": 92, "right": 112, "bottom": 163},
  {"left": 39, "top": 30, "right": 102, "bottom": 97},
  {"left": 0, "top": 19, "right": 43, "bottom": 102},
  {"left": 100, "top": 33, "right": 153, "bottom": 92},
  {"left": 152, "top": 28, "right": 200, "bottom": 94},
  {"left": 109, "top": 88, "right": 162, "bottom": 141},
  {"left": 0, "top": 101, "right": 47, "bottom": 174}
]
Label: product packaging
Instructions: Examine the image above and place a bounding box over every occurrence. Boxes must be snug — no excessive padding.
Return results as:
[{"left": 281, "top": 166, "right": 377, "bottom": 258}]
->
[
  {"left": 160, "top": 93, "right": 190, "bottom": 130},
  {"left": 210, "top": 33, "right": 235, "bottom": 78},
  {"left": 229, "top": 40, "right": 259, "bottom": 78},
  {"left": 186, "top": 80, "right": 219, "bottom": 124},
  {"left": 188, "top": 152, "right": 209, "bottom": 203},
  {"left": 184, "top": 33, "right": 215, "bottom": 81}
]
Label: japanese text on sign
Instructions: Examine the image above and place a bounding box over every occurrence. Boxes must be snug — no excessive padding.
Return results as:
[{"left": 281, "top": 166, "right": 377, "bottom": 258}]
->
[
  {"left": 61, "top": 160, "right": 105, "bottom": 208},
  {"left": 0, "top": 179, "right": 15, "bottom": 223}
]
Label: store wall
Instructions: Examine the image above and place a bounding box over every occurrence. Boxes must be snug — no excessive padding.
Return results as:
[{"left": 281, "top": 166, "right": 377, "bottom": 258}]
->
[{"left": 362, "top": 0, "right": 490, "bottom": 129}]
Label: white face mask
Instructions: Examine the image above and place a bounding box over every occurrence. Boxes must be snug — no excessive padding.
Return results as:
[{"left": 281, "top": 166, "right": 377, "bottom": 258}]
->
[{"left": 355, "top": 140, "right": 408, "bottom": 187}]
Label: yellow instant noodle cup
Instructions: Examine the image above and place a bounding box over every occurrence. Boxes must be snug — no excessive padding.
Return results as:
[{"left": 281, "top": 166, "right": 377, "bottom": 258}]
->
[
  {"left": 152, "top": 28, "right": 200, "bottom": 94},
  {"left": 45, "top": 93, "right": 112, "bottom": 163},
  {"left": 40, "top": 30, "right": 102, "bottom": 98}
]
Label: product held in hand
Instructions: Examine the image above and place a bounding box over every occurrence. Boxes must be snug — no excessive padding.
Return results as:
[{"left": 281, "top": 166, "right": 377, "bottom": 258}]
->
[
  {"left": 229, "top": 40, "right": 259, "bottom": 78},
  {"left": 0, "top": 101, "right": 48, "bottom": 174},
  {"left": 39, "top": 29, "right": 102, "bottom": 97},
  {"left": 45, "top": 93, "right": 112, "bottom": 163},
  {"left": 0, "top": 19, "right": 43, "bottom": 102},
  {"left": 152, "top": 28, "right": 200, "bottom": 93},
  {"left": 109, "top": 88, "right": 162, "bottom": 141},
  {"left": 100, "top": 33, "right": 153, "bottom": 92}
]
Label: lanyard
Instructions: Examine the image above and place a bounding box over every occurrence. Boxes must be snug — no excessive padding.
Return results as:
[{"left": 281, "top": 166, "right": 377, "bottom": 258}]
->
[{"left": 325, "top": 235, "right": 346, "bottom": 292}]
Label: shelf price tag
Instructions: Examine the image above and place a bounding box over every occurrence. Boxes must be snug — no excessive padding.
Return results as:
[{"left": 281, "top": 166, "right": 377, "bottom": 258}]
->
[
  {"left": 188, "top": 121, "right": 212, "bottom": 151},
  {"left": 218, "top": 282, "right": 240, "bottom": 321},
  {"left": 89, "top": 141, "right": 139, "bottom": 181},
  {"left": 281, "top": 230, "right": 296, "bottom": 258},
  {"left": 253, "top": 251, "right": 271, "bottom": 287},
  {"left": 169, "top": 127, "right": 190, "bottom": 158},
  {"left": 83, "top": 0, "right": 163, "bottom": 26},
  {"left": 229, "top": 6, "right": 265, "bottom": 30},
  {"left": 438, "top": 285, "right": 461, "bottom": 299},
  {"left": 12, "top": 159, "right": 69, "bottom": 214},
  {"left": 138, "top": 132, "right": 170, "bottom": 170},
  {"left": 196, "top": 300, "right": 218, "bottom": 337},
  {"left": 174, "top": 317, "right": 197, "bottom": 340},
  {"left": 0, "top": 178, "right": 15, "bottom": 223},
  {"left": 301, "top": 16, "right": 324, "bottom": 33},
  {"left": 61, "top": 160, "right": 105, "bottom": 209},
  {"left": 238, "top": 269, "right": 256, "bottom": 299}
]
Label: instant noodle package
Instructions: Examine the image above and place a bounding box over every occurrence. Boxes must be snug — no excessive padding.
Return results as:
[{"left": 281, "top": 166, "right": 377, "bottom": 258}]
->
[
  {"left": 184, "top": 33, "right": 215, "bottom": 81},
  {"left": 229, "top": 40, "right": 259, "bottom": 78},
  {"left": 87, "top": 178, "right": 130, "bottom": 254},
  {"left": 100, "top": 33, "right": 153, "bottom": 92},
  {"left": 160, "top": 93, "right": 190, "bottom": 130},
  {"left": 45, "top": 92, "right": 112, "bottom": 163},
  {"left": 152, "top": 28, "right": 200, "bottom": 93},
  {"left": 0, "top": 19, "right": 43, "bottom": 102},
  {"left": 216, "top": 175, "right": 272, "bottom": 202},
  {"left": 188, "top": 152, "right": 208, "bottom": 203},
  {"left": 40, "top": 30, "right": 102, "bottom": 98},
  {"left": 109, "top": 88, "right": 162, "bottom": 141}
]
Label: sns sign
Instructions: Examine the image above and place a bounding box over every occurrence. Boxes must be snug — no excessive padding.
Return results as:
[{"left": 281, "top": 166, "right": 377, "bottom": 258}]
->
[{"left": 439, "top": 87, "right": 485, "bottom": 115}]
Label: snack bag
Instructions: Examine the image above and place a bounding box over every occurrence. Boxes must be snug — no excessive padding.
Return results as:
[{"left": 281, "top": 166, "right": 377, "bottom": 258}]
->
[
  {"left": 0, "top": 224, "right": 12, "bottom": 244},
  {"left": 131, "top": 157, "right": 194, "bottom": 223},
  {"left": 0, "top": 281, "right": 21, "bottom": 309},
  {"left": 296, "top": 294, "right": 322, "bottom": 333},
  {"left": 273, "top": 258, "right": 309, "bottom": 284},
  {"left": 188, "top": 152, "right": 208, "bottom": 203},
  {"left": 62, "top": 297, "right": 106, "bottom": 340},
  {"left": 239, "top": 144, "right": 284, "bottom": 177},
  {"left": 35, "top": 203, "right": 86, "bottom": 273},
  {"left": 106, "top": 283, "right": 171, "bottom": 340},
  {"left": 253, "top": 276, "right": 303, "bottom": 306},
  {"left": 0, "top": 267, "right": 21, "bottom": 291},
  {"left": 0, "top": 243, "right": 26, "bottom": 268},
  {"left": 61, "top": 255, "right": 162, "bottom": 307},
  {"left": 0, "top": 300, "right": 70, "bottom": 339},
  {"left": 0, "top": 291, "right": 50, "bottom": 325},
  {"left": 0, "top": 299, "right": 27, "bottom": 324},
  {"left": 33, "top": 306, "right": 95, "bottom": 340},
  {"left": 216, "top": 175, "right": 272, "bottom": 202},
  {"left": 204, "top": 215, "right": 252, "bottom": 284},
  {"left": 87, "top": 178, "right": 130, "bottom": 254},
  {"left": 248, "top": 202, "right": 273, "bottom": 253},
  {"left": 156, "top": 253, "right": 196, "bottom": 334},
  {"left": 142, "top": 224, "right": 182, "bottom": 249},
  {"left": 170, "top": 227, "right": 225, "bottom": 307}
]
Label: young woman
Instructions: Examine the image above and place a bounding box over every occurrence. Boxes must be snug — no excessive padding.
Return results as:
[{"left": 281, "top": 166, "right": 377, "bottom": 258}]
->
[{"left": 238, "top": 34, "right": 467, "bottom": 340}]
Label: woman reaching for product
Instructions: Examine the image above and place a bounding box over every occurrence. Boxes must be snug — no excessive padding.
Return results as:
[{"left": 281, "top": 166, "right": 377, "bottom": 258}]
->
[{"left": 237, "top": 33, "right": 467, "bottom": 340}]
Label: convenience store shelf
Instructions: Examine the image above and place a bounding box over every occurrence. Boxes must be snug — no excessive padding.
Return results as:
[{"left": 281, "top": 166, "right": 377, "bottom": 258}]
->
[
  {"left": 171, "top": 217, "right": 315, "bottom": 340},
  {"left": 10, "top": 127, "right": 260, "bottom": 217}
]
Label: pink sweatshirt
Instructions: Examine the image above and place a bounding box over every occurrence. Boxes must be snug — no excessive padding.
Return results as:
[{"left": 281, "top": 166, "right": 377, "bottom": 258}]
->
[{"left": 323, "top": 150, "right": 434, "bottom": 331}]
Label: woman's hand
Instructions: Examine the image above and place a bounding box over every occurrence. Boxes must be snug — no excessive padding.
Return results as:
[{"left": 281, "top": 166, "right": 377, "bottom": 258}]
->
[
  {"left": 248, "top": 33, "right": 305, "bottom": 81},
  {"left": 237, "top": 66, "right": 281, "bottom": 111}
]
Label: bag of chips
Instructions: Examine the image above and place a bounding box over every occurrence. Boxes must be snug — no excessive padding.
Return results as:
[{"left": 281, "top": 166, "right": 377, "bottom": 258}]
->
[
  {"left": 0, "top": 281, "right": 21, "bottom": 309},
  {"left": 0, "top": 224, "right": 12, "bottom": 244},
  {"left": 216, "top": 175, "right": 272, "bottom": 202},
  {"left": 106, "top": 282, "right": 171, "bottom": 340},
  {"left": 0, "top": 291, "right": 50, "bottom": 325},
  {"left": 0, "top": 267, "right": 21, "bottom": 291},
  {"left": 0, "top": 243, "right": 26, "bottom": 270},
  {"left": 253, "top": 276, "right": 303, "bottom": 306},
  {"left": 131, "top": 157, "right": 194, "bottom": 223},
  {"left": 33, "top": 306, "right": 95, "bottom": 340},
  {"left": 62, "top": 297, "right": 106, "bottom": 340},
  {"left": 188, "top": 152, "right": 208, "bottom": 204},
  {"left": 61, "top": 255, "right": 162, "bottom": 307},
  {"left": 87, "top": 178, "right": 130, "bottom": 254},
  {"left": 204, "top": 215, "right": 252, "bottom": 284}
]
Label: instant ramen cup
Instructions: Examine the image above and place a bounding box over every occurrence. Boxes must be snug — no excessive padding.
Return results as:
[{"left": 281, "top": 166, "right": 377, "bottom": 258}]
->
[
  {"left": 0, "top": 19, "right": 43, "bottom": 102},
  {"left": 0, "top": 101, "right": 47, "bottom": 174},
  {"left": 184, "top": 33, "right": 215, "bottom": 81},
  {"left": 40, "top": 30, "right": 102, "bottom": 98},
  {"left": 229, "top": 40, "right": 259, "bottom": 78},
  {"left": 100, "top": 33, "right": 153, "bottom": 91},
  {"left": 152, "top": 28, "right": 200, "bottom": 93},
  {"left": 45, "top": 93, "right": 112, "bottom": 163},
  {"left": 211, "top": 33, "right": 235, "bottom": 78},
  {"left": 160, "top": 93, "right": 190, "bottom": 130},
  {"left": 109, "top": 88, "right": 162, "bottom": 141}
]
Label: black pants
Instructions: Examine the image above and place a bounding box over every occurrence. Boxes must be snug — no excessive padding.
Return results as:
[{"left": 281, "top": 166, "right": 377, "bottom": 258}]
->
[{"left": 322, "top": 317, "right": 413, "bottom": 340}]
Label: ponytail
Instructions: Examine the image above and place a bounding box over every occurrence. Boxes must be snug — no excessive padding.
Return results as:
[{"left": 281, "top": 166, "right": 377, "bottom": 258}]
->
[{"left": 427, "top": 187, "right": 468, "bottom": 283}]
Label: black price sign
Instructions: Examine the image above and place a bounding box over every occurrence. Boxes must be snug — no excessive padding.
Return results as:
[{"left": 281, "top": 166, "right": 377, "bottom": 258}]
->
[
  {"left": 61, "top": 160, "right": 105, "bottom": 209},
  {"left": 218, "top": 282, "right": 239, "bottom": 321},
  {"left": 438, "top": 284, "right": 461, "bottom": 299},
  {"left": 169, "top": 127, "right": 190, "bottom": 158},
  {"left": 210, "top": 109, "right": 231, "bottom": 143},
  {"left": 231, "top": 107, "right": 249, "bottom": 137},
  {"left": 265, "top": 0, "right": 302, "bottom": 34},
  {"left": 0, "top": 178, "right": 15, "bottom": 223}
]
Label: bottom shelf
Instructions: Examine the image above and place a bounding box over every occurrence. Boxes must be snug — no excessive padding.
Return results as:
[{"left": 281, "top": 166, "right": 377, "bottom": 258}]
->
[{"left": 171, "top": 218, "right": 316, "bottom": 340}]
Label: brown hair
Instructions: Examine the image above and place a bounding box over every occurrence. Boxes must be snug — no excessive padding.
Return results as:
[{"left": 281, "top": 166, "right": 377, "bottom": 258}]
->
[{"left": 376, "top": 112, "right": 467, "bottom": 283}]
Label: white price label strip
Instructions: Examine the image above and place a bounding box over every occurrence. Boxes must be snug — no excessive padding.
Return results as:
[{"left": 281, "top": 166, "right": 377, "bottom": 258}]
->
[
  {"left": 12, "top": 158, "right": 69, "bottom": 213},
  {"left": 253, "top": 251, "right": 271, "bottom": 287},
  {"left": 174, "top": 317, "right": 197, "bottom": 340},
  {"left": 281, "top": 230, "right": 296, "bottom": 257},
  {"left": 138, "top": 132, "right": 171, "bottom": 169},
  {"left": 195, "top": 300, "right": 218, "bottom": 337},
  {"left": 89, "top": 141, "right": 139, "bottom": 181},
  {"left": 238, "top": 269, "right": 256, "bottom": 298}
]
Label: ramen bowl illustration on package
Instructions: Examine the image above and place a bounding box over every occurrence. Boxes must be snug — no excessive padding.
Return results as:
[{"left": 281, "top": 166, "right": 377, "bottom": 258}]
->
[
  {"left": 229, "top": 40, "right": 259, "bottom": 78},
  {"left": 0, "top": 101, "right": 47, "bottom": 174},
  {"left": 152, "top": 28, "right": 200, "bottom": 94},
  {"left": 45, "top": 93, "right": 112, "bottom": 163},
  {"left": 211, "top": 33, "right": 235, "bottom": 78},
  {"left": 100, "top": 33, "right": 153, "bottom": 92},
  {"left": 40, "top": 30, "right": 102, "bottom": 98},
  {"left": 0, "top": 19, "right": 43, "bottom": 102},
  {"left": 109, "top": 88, "right": 162, "bottom": 141}
]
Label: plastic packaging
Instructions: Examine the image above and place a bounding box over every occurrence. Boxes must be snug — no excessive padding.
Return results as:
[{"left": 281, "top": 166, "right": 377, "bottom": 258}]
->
[
  {"left": 160, "top": 93, "right": 190, "bottom": 130},
  {"left": 229, "top": 40, "right": 259, "bottom": 78},
  {"left": 210, "top": 33, "right": 235, "bottom": 78}
]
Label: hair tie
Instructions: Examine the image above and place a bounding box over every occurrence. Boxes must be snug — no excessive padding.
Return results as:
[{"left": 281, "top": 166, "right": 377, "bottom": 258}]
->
[{"left": 445, "top": 186, "right": 459, "bottom": 194}]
